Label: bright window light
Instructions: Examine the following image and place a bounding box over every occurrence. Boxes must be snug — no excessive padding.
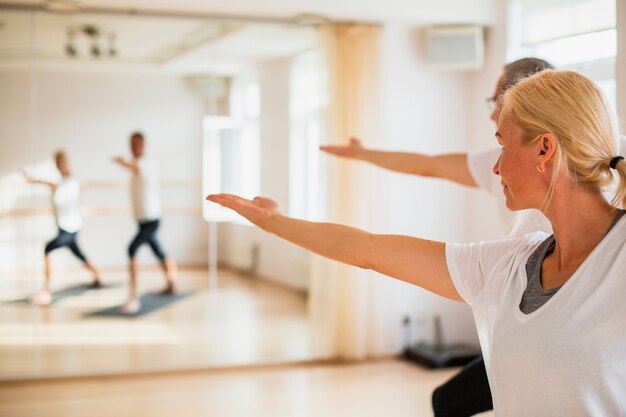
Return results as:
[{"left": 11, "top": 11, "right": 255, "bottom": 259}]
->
[
  {"left": 289, "top": 49, "right": 326, "bottom": 220},
  {"left": 508, "top": 0, "right": 617, "bottom": 108},
  {"left": 203, "top": 77, "right": 261, "bottom": 224},
  {"left": 532, "top": 29, "right": 616, "bottom": 67}
]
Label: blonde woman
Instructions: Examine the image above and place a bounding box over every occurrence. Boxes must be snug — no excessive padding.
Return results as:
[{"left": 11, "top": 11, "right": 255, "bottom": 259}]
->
[
  {"left": 24, "top": 150, "right": 101, "bottom": 305},
  {"left": 208, "top": 70, "right": 626, "bottom": 415}
]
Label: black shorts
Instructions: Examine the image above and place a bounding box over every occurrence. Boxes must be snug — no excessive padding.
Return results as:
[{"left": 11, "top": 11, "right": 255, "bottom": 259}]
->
[
  {"left": 128, "top": 219, "right": 167, "bottom": 261},
  {"left": 45, "top": 229, "right": 87, "bottom": 263}
]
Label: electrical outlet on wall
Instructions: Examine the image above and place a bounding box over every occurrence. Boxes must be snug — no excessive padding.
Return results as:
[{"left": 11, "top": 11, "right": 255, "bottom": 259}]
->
[{"left": 402, "top": 310, "right": 432, "bottom": 347}]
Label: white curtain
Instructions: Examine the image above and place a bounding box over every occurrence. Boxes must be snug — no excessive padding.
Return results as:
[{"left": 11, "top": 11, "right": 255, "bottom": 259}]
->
[{"left": 309, "top": 24, "right": 402, "bottom": 360}]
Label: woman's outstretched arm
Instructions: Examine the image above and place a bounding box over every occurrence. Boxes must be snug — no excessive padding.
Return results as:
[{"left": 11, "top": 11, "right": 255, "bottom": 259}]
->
[{"left": 206, "top": 194, "right": 462, "bottom": 302}]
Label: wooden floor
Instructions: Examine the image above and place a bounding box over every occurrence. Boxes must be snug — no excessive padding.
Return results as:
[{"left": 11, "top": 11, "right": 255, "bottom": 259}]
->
[
  {"left": 0, "top": 268, "right": 314, "bottom": 380},
  {"left": 0, "top": 270, "right": 496, "bottom": 417},
  {"left": 0, "top": 360, "right": 473, "bottom": 417}
]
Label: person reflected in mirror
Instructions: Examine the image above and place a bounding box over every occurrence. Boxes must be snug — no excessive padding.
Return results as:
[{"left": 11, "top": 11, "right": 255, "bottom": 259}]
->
[
  {"left": 114, "top": 132, "right": 177, "bottom": 314},
  {"left": 24, "top": 150, "right": 102, "bottom": 305},
  {"left": 207, "top": 70, "right": 626, "bottom": 416}
]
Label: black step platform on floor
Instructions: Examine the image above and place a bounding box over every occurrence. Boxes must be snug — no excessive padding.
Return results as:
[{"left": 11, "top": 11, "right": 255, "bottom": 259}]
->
[
  {"left": 404, "top": 342, "right": 481, "bottom": 369},
  {"left": 402, "top": 314, "right": 481, "bottom": 368}
]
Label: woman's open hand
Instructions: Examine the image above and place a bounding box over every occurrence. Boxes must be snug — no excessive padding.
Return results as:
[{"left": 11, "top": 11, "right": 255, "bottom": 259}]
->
[
  {"left": 319, "top": 137, "right": 364, "bottom": 159},
  {"left": 206, "top": 194, "right": 280, "bottom": 230}
]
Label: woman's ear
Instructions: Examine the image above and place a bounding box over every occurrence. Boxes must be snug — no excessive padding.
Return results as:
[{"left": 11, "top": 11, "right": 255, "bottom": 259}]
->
[{"left": 537, "top": 133, "right": 557, "bottom": 172}]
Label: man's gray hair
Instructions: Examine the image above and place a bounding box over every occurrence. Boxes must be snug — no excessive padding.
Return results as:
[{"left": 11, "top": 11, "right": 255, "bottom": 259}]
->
[{"left": 502, "top": 58, "right": 555, "bottom": 91}]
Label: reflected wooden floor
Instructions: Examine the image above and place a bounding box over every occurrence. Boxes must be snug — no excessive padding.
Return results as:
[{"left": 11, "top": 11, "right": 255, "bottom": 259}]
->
[
  {"left": 0, "top": 360, "right": 471, "bottom": 417},
  {"left": 0, "top": 268, "right": 313, "bottom": 380}
]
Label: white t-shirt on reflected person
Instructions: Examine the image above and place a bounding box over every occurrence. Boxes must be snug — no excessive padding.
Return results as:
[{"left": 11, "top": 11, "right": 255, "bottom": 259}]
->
[
  {"left": 131, "top": 156, "right": 162, "bottom": 222},
  {"left": 52, "top": 176, "right": 83, "bottom": 233}
]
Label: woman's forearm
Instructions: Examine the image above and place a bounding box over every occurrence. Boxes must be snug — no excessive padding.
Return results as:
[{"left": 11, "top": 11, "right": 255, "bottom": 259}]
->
[
  {"left": 266, "top": 215, "right": 373, "bottom": 268},
  {"left": 264, "top": 215, "right": 461, "bottom": 301}
]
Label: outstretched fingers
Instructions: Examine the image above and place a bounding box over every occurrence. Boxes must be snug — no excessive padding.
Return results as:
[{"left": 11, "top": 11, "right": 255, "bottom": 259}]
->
[
  {"left": 206, "top": 194, "right": 275, "bottom": 225},
  {"left": 319, "top": 137, "right": 362, "bottom": 157}
]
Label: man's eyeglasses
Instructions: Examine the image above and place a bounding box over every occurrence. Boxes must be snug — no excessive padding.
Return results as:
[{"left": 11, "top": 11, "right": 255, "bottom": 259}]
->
[{"left": 485, "top": 96, "right": 498, "bottom": 112}]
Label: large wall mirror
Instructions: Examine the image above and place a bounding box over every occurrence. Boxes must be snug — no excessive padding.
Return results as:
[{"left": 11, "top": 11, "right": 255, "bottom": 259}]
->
[{"left": 0, "top": 7, "right": 327, "bottom": 379}]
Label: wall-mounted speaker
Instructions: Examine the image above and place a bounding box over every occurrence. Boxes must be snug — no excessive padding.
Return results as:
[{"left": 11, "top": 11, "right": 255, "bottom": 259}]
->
[{"left": 425, "top": 25, "right": 484, "bottom": 71}]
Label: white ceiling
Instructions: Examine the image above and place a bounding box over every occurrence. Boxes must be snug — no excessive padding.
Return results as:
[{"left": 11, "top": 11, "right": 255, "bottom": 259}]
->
[
  {"left": 0, "top": 0, "right": 497, "bottom": 74},
  {"left": 0, "top": 8, "right": 318, "bottom": 75},
  {"left": 1, "top": 0, "right": 498, "bottom": 25}
]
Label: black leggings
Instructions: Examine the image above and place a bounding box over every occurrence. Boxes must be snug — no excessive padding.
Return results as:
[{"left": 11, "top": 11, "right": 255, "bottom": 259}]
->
[
  {"left": 128, "top": 219, "right": 167, "bottom": 261},
  {"left": 45, "top": 229, "right": 87, "bottom": 263},
  {"left": 432, "top": 355, "right": 493, "bottom": 417}
]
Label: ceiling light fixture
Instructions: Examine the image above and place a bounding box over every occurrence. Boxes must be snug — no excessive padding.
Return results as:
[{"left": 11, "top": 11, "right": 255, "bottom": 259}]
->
[
  {"left": 45, "top": 0, "right": 84, "bottom": 13},
  {"left": 64, "top": 24, "right": 117, "bottom": 59},
  {"left": 108, "top": 33, "right": 117, "bottom": 57},
  {"left": 65, "top": 28, "right": 77, "bottom": 57}
]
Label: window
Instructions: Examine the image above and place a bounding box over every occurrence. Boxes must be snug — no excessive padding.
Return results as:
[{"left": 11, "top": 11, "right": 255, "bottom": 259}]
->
[
  {"left": 203, "top": 76, "right": 260, "bottom": 224},
  {"left": 508, "top": 0, "right": 617, "bottom": 109},
  {"left": 289, "top": 49, "right": 327, "bottom": 220}
]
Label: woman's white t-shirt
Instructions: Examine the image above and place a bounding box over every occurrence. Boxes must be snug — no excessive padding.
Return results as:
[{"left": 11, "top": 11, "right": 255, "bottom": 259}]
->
[
  {"left": 446, "top": 218, "right": 626, "bottom": 416},
  {"left": 52, "top": 176, "right": 82, "bottom": 233},
  {"left": 131, "top": 156, "right": 162, "bottom": 222}
]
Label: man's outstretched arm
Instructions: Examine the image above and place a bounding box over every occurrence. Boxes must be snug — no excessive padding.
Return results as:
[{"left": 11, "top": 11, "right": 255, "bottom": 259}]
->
[{"left": 320, "top": 137, "right": 478, "bottom": 188}]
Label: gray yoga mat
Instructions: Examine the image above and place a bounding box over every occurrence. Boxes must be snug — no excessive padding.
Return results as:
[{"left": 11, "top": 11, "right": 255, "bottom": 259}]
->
[
  {"left": 84, "top": 292, "right": 193, "bottom": 318},
  {"left": 6, "top": 283, "right": 113, "bottom": 305}
]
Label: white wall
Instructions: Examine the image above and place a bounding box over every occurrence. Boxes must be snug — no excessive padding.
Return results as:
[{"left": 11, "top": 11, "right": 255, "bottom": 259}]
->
[
  {"left": 360, "top": 1, "right": 505, "bottom": 348},
  {"left": 0, "top": 68, "right": 208, "bottom": 273},
  {"left": 465, "top": 1, "right": 508, "bottom": 243},
  {"left": 374, "top": 21, "right": 479, "bottom": 347},
  {"left": 216, "top": 57, "right": 310, "bottom": 291}
]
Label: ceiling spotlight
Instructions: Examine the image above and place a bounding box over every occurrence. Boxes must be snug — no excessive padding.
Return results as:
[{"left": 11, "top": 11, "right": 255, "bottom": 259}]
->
[
  {"left": 66, "top": 43, "right": 77, "bottom": 57},
  {"left": 108, "top": 33, "right": 117, "bottom": 57},
  {"left": 65, "top": 29, "right": 77, "bottom": 57},
  {"left": 80, "top": 25, "right": 101, "bottom": 58},
  {"left": 63, "top": 23, "right": 117, "bottom": 61},
  {"left": 91, "top": 44, "right": 100, "bottom": 58},
  {"left": 82, "top": 24, "right": 99, "bottom": 38}
]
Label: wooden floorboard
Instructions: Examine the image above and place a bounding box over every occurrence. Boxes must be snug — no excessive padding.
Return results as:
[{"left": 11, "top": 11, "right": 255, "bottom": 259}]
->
[
  {"left": 0, "top": 359, "right": 463, "bottom": 417},
  {"left": 0, "top": 268, "right": 313, "bottom": 379}
]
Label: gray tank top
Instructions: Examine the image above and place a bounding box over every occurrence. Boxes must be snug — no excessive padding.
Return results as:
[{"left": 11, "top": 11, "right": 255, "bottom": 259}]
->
[{"left": 519, "top": 209, "right": 626, "bottom": 314}]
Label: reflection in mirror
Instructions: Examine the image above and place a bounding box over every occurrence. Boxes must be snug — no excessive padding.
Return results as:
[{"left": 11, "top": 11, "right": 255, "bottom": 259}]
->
[{"left": 0, "top": 8, "right": 324, "bottom": 379}]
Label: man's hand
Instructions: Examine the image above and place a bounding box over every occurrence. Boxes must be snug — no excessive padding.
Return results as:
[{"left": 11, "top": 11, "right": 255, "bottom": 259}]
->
[
  {"left": 113, "top": 156, "right": 139, "bottom": 174},
  {"left": 113, "top": 156, "right": 126, "bottom": 166}
]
